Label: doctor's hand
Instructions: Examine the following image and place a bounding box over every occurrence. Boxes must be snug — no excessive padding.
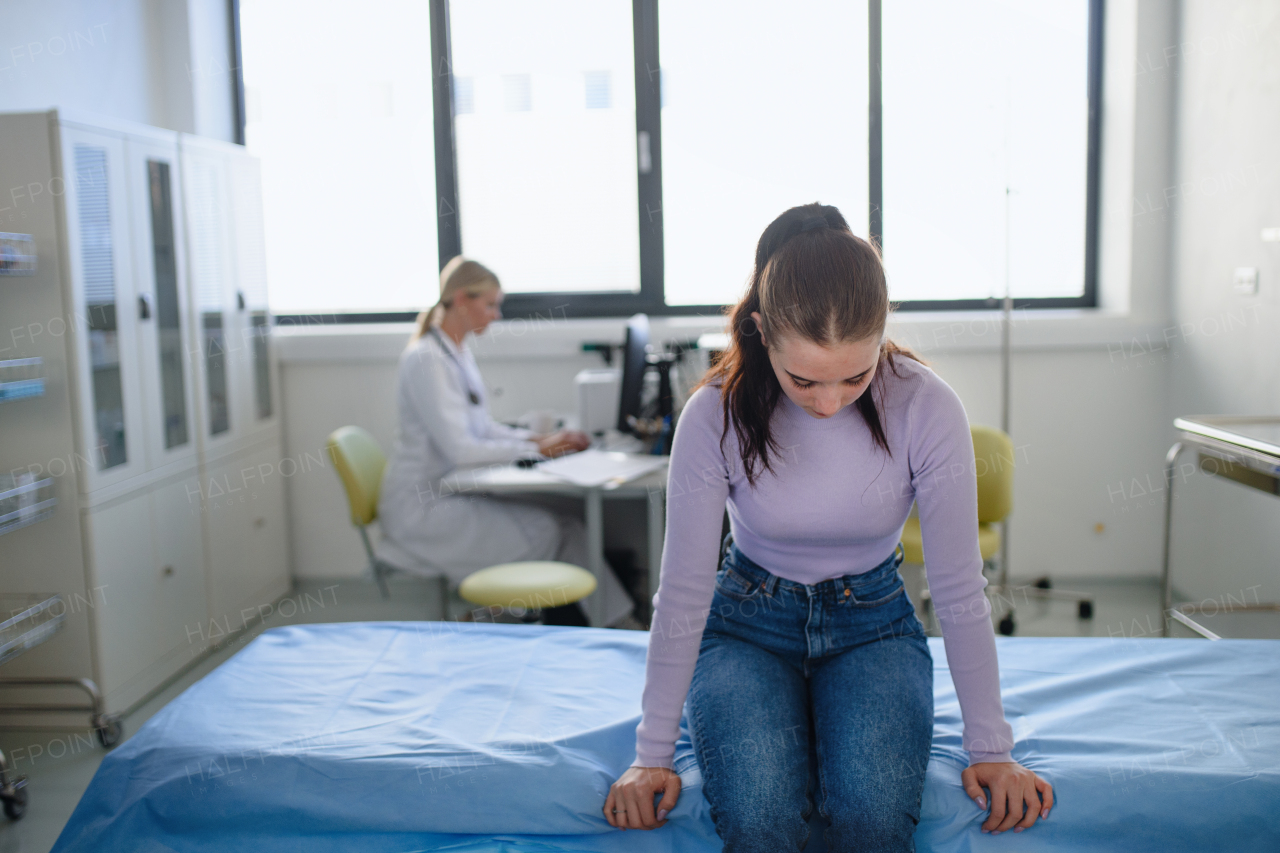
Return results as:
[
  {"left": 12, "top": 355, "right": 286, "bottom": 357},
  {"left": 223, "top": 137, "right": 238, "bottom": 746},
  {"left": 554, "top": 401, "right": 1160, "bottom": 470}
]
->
[
  {"left": 604, "top": 765, "right": 681, "bottom": 831},
  {"left": 535, "top": 429, "right": 590, "bottom": 458},
  {"left": 962, "top": 761, "right": 1053, "bottom": 835}
]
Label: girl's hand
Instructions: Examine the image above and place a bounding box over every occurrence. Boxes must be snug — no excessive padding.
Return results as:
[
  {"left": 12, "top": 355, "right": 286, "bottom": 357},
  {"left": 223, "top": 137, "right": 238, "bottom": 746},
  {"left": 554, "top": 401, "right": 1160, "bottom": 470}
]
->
[
  {"left": 961, "top": 761, "right": 1053, "bottom": 835},
  {"left": 604, "top": 766, "right": 681, "bottom": 831}
]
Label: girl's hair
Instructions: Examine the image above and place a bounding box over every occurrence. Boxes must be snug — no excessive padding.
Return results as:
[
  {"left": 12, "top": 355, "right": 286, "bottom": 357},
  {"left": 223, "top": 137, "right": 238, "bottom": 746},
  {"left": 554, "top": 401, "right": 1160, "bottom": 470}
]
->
[
  {"left": 410, "top": 256, "right": 501, "bottom": 343},
  {"left": 698, "top": 202, "right": 921, "bottom": 485}
]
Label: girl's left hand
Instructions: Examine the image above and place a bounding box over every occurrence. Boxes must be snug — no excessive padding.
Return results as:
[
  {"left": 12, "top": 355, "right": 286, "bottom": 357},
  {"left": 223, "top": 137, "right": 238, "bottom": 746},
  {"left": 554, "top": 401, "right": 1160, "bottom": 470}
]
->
[{"left": 961, "top": 762, "right": 1053, "bottom": 835}]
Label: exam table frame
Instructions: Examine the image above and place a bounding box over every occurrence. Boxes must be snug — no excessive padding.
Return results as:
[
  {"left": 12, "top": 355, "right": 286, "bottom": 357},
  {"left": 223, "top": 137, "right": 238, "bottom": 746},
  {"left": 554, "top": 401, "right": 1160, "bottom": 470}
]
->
[{"left": 1160, "top": 415, "right": 1280, "bottom": 638}]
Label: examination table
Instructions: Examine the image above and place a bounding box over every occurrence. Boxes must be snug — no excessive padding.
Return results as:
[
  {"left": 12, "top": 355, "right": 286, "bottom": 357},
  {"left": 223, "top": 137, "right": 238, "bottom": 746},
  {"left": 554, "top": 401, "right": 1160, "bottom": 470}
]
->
[{"left": 51, "top": 622, "right": 1280, "bottom": 852}]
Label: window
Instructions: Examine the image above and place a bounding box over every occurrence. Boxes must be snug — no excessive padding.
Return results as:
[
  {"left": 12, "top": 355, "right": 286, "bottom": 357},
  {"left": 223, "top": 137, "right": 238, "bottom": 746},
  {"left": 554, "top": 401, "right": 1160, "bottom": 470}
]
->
[
  {"left": 659, "top": 0, "right": 869, "bottom": 307},
  {"left": 882, "top": 0, "right": 1098, "bottom": 306},
  {"left": 240, "top": 0, "right": 439, "bottom": 315},
  {"left": 248, "top": 0, "right": 1101, "bottom": 320},
  {"left": 447, "top": 0, "right": 641, "bottom": 296}
]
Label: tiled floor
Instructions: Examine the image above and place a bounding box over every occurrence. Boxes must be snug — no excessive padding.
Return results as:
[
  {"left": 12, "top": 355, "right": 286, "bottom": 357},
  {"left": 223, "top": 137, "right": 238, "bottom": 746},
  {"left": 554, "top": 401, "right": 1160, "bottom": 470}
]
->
[{"left": 0, "top": 572, "right": 1270, "bottom": 852}]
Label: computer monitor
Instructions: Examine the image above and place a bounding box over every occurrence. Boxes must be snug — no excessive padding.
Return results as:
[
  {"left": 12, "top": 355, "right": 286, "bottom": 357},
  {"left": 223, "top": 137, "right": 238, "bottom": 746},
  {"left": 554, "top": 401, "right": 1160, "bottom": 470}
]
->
[{"left": 616, "top": 313, "right": 649, "bottom": 434}]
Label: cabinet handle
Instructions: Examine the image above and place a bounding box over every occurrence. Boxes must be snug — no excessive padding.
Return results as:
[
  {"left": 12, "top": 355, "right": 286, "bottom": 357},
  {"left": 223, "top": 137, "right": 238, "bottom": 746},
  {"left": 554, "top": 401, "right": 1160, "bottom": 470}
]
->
[
  {"left": 254, "top": 517, "right": 266, "bottom": 529},
  {"left": 162, "top": 565, "right": 175, "bottom": 577},
  {"left": 237, "top": 290, "right": 246, "bottom": 311},
  {"left": 138, "top": 294, "right": 151, "bottom": 320}
]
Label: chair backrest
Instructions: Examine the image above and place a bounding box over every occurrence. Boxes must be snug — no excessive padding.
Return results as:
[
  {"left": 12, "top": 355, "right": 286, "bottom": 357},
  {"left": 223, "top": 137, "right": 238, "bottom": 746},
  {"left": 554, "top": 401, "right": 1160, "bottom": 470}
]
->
[
  {"left": 971, "top": 425, "right": 1014, "bottom": 524},
  {"left": 326, "top": 426, "right": 387, "bottom": 527}
]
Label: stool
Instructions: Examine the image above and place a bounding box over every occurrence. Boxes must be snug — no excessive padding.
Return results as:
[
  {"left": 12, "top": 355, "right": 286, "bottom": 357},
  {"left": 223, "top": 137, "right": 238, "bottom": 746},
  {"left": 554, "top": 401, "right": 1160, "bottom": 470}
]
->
[{"left": 459, "top": 561, "right": 597, "bottom": 623}]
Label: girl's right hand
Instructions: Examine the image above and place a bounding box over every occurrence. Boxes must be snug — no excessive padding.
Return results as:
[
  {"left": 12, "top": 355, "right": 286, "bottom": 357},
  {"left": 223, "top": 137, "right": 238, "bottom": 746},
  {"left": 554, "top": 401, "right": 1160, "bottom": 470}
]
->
[{"left": 603, "top": 765, "right": 681, "bottom": 831}]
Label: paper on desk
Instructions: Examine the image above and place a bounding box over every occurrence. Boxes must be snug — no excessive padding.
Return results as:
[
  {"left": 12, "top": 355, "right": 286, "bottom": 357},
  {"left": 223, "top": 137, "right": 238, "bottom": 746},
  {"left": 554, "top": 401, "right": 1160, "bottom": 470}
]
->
[{"left": 535, "top": 449, "right": 667, "bottom": 488}]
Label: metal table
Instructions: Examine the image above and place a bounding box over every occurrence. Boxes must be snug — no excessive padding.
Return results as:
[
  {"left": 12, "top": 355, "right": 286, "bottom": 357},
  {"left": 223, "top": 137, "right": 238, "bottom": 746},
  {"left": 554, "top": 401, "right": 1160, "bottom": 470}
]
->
[{"left": 1161, "top": 416, "right": 1280, "bottom": 638}]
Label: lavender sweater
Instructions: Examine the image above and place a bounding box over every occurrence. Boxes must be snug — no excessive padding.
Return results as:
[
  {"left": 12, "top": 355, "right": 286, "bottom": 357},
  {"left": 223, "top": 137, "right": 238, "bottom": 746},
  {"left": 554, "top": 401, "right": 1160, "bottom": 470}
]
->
[{"left": 633, "top": 356, "right": 1016, "bottom": 769}]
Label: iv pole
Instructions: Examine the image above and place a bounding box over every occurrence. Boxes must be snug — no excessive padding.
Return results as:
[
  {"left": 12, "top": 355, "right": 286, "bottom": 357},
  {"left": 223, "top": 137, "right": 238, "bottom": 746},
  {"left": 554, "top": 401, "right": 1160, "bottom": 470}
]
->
[{"left": 992, "top": 86, "right": 1093, "bottom": 633}]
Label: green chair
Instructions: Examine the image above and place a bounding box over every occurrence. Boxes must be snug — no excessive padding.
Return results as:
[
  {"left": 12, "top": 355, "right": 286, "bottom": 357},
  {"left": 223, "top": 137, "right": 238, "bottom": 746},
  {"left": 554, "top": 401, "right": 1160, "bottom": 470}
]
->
[
  {"left": 901, "top": 425, "right": 1013, "bottom": 568},
  {"left": 326, "top": 426, "right": 598, "bottom": 623},
  {"left": 903, "top": 425, "right": 1092, "bottom": 635}
]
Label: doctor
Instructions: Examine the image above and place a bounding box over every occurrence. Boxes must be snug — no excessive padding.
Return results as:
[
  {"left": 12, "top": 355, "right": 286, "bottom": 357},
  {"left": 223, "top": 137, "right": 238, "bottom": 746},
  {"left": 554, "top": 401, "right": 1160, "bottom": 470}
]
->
[{"left": 376, "top": 256, "right": 637, "bottom": 627}]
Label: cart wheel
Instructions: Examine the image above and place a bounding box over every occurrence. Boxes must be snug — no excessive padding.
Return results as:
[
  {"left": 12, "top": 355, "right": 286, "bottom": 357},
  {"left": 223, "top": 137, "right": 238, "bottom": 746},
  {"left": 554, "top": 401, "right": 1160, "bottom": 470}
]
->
[
  {"left": 3, "top": 785, "right": 27, "bottom": 820},
  {"left": 95, "top": 719, "right": 124, "bottom": 749},
  {"left": 1034, "top": 577, "right": 1052, "bottom": 590},
  {"left": 1078, "top": 600, "right": 1094, "bottom": 619},
  {"left": 998, "top": 613, "right": 1016, "bottom": 636}
]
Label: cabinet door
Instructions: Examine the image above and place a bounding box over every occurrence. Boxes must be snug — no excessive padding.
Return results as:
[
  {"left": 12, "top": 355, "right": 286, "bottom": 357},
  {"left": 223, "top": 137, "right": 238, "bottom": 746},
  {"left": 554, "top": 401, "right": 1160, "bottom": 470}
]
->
[
  {"left": 82, "top": 494, "right": 152, "bottom": 706},
  {"left": 229, "top": 154, "right": 279, "bottom": 443},
  {"left": 149, "top": 476, "right": 209, "bottom": 657},
  {"left": 203, "top": 443, "right": 290, "bottom": 629},
  {"left": 58, "top": 125, "right": 146, "bottom": 493},
  {"left": 124, "top": 135, "right": 199, "bottom": 474},
  {"left": 180, "top": 147, "right": 240, "bottom": 456},
  {"left": 84, "top": 479, "right": 207, "bottom": 711}
]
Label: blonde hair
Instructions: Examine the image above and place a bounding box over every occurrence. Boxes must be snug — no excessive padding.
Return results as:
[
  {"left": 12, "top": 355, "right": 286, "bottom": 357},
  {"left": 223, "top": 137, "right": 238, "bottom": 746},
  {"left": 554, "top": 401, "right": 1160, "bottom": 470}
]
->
[{"left": 410, "top": 256, "right": 501, "bottom": 343}]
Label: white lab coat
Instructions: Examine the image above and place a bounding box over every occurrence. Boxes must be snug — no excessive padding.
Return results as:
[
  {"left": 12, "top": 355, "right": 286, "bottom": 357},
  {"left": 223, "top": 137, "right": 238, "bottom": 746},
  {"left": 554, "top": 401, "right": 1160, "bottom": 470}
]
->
[{"left": 376, "top": 327, "right": 633, "bottom": 626}]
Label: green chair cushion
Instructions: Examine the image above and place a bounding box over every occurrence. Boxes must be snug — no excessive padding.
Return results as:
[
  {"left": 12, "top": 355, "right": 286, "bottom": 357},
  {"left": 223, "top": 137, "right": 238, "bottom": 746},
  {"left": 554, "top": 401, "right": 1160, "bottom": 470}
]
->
[
  {"left": 900, "top": 516, "right": 1001, "bottom": 564},
  {"left": 458, "top": 561, "right": 597, "bottom": 609}
]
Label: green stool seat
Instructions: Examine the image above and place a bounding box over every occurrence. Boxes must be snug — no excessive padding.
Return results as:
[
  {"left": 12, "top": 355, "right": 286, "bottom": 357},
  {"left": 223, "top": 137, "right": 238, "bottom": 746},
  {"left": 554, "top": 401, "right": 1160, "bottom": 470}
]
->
[{"left": 458, "top": 561, "right": 597, "bottom": 610}]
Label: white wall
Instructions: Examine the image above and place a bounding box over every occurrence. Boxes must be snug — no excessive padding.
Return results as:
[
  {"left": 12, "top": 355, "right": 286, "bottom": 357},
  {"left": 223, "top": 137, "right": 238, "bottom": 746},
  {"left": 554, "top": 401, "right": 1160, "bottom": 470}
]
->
[
  {"left": 1165, "top": 0, "right": 1280, "bottom": 605},
  {"left": 0, "top": 0, "right": 238, "bottom": 141}
]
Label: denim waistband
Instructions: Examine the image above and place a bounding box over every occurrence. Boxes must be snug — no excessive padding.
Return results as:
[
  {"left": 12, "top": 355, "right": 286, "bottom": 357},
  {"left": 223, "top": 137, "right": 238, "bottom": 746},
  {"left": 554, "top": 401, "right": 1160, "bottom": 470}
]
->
[{"left": 722, "top": 539, "right": 904, "bottom": 599}]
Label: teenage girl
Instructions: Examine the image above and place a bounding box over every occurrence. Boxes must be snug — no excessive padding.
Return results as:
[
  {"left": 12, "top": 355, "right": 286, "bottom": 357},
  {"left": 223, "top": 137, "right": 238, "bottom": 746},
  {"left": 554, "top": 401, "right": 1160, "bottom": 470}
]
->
[{"left": 603, "top": 204, "right": 1052, "bottom": 850}]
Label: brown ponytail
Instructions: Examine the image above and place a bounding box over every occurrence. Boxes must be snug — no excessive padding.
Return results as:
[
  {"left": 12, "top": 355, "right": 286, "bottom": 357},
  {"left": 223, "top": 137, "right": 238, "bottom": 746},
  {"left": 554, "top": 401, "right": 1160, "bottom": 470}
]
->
[{"left": 697, "top": 202, "right": 922, "bottom": 485}]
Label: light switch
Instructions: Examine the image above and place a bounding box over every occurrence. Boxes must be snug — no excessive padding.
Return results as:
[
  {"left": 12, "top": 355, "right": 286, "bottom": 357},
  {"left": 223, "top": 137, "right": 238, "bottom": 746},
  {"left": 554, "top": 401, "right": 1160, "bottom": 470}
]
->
[{"left": 1233, "top": 267, "right": 1259, "bottom": 295}]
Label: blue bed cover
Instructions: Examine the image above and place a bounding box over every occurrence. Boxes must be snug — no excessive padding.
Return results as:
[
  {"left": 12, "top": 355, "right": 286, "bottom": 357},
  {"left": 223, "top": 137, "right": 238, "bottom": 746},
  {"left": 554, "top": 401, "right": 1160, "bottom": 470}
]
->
[{"left": 52, "top": 622, "right": 1280, "bottom": 852}]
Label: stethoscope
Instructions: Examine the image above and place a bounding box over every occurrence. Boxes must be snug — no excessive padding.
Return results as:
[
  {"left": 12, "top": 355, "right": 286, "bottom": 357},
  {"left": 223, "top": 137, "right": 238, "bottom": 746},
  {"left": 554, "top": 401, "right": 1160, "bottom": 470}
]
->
[{"left": 429, "top": 326, "right": 482, "bottom": 406}]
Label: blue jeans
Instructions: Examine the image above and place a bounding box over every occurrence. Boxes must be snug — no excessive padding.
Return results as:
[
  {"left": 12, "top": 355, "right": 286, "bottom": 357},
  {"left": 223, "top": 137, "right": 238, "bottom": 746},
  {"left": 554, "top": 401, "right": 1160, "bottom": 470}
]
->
[{"left": 688, "top": 541, "right": 933, "bottom": 853}]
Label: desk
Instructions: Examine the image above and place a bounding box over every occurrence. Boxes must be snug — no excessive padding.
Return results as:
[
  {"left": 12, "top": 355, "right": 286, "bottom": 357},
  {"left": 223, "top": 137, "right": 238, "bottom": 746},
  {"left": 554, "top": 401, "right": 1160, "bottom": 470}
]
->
[
  {"left": 1161, "top": 416, "right": 1280, "bottom": 638},
  {"left": 441, "top": 463, "right": 668, "bottom": 626}
]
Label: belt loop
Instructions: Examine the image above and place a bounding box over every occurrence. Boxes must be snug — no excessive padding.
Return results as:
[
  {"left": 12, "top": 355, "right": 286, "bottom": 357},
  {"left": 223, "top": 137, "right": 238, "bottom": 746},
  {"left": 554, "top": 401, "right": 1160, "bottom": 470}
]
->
[{"left": 894, "top": 543, "right": 905, "bottom": 569}]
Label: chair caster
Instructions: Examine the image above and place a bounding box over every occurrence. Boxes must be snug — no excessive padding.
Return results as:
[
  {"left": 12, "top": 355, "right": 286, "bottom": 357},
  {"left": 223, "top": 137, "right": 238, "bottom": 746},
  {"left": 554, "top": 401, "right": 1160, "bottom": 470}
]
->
[
  {"left": 998, "top": 613, "right": 1016, "bottom": 636},
  {"left": 1034, "top": 577, "right": 1052, "bottom": 590},
  {"left": 1078, "top": 600, "right": 1094, "bottom": 619}
]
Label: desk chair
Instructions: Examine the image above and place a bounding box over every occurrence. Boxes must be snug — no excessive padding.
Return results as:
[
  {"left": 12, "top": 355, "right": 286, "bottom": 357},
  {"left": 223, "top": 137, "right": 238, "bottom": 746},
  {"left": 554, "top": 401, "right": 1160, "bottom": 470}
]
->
[
  {"left": 903, "top": 425, "right": 1094, "bottom": 636},
  {"left": 326, "top": 426, "right": 598, "bottom": 624}
]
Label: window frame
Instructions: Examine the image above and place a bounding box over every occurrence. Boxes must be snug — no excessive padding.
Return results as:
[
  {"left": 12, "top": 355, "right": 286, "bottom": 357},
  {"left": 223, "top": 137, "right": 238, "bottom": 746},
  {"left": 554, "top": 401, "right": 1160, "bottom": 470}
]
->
[{"left": 268, "top": 0, "right": 1104, "bottom": 324}]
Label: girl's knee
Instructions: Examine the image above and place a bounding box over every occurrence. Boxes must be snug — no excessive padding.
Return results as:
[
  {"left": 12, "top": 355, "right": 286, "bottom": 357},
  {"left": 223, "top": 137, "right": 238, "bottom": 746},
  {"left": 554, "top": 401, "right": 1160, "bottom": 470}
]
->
[
  {"left": 823, "top": 794, "right": 920, "bottom": 852},
  {"left": 713, "top": 802, "right": 809, "bottom": 852},
  {"left": 827, "top": 810, "right": 917, "bottom": 852}
]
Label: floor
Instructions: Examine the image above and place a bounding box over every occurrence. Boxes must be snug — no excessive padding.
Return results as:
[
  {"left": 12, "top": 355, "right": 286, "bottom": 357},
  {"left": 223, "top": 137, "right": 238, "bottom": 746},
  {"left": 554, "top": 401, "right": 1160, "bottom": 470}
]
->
[{"left": 1, "top": 571, "right": 1272, "bottom": 852}]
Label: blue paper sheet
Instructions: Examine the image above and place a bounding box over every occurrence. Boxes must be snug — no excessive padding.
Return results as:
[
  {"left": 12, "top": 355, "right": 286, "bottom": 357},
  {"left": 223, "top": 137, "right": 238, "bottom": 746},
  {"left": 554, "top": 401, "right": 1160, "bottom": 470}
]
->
[{"left": 51, "top": 623, "right": 1280, "bottom": 852}]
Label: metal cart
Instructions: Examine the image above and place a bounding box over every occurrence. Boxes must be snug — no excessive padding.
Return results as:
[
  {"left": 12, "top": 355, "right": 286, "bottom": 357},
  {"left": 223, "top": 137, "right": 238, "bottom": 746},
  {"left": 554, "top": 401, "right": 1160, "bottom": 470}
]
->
[
  {"left": 0, "top": 594, "right": 124, "bottom": 820},
  {"left": 1161, "top": 416, "right": 1280, "bottom": 638}
]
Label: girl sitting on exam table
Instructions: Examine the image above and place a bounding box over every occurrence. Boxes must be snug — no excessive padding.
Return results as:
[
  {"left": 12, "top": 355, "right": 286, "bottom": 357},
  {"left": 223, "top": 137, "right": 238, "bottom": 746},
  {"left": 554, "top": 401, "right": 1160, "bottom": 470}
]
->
[
  {"left": 375, "top": 256, "right": 637, "bottom": 627},
  {"left": 605, "top": 204, "right": 1053, "bottom": 847}
]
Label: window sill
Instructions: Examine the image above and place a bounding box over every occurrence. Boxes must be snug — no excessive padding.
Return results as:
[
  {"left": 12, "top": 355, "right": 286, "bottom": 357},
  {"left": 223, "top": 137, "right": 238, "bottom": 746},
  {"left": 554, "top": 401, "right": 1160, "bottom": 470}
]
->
[{"left": 273, "top": 309, "right": 1167, "bottom": 364}]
